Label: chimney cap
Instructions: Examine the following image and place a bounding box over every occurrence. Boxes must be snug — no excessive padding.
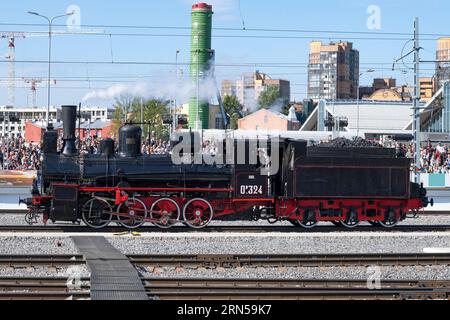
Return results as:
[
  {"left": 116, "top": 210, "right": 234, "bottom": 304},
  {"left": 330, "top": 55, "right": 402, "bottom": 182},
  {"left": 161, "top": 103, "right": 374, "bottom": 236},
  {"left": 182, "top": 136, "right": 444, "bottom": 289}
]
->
[{"left": 192, "top": 3, "right": 212, "bottom": 11}]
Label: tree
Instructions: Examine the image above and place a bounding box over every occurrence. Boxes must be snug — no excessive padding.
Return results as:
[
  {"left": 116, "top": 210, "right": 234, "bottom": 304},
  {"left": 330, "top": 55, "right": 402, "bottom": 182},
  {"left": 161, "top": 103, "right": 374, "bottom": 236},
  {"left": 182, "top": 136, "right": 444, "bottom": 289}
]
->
[
  {"left": 223, "top": 95, "right": 244, "bottom": 129},
  {"left": 258, "top": 85, "right": 290, "bottom": 115},
  {"left": 112, "top": 95, "right": 134, "bottom": 138},
  {"left": 258, "top": 86, "right": 281, "bottom": 110},
  {"left": 132, "top": 99, "right": 170, "bottom": 141},
  {"left": 112, "top": 97, "right": 170, "bottom": 141}
]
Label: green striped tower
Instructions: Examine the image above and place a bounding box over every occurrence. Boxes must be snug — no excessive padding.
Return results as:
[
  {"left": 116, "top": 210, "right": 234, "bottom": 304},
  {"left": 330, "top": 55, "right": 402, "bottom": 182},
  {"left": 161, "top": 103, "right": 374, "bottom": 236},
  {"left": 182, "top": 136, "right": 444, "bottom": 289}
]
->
[{"left": 189, "top": 3, "right": 214, "bottom": 130}]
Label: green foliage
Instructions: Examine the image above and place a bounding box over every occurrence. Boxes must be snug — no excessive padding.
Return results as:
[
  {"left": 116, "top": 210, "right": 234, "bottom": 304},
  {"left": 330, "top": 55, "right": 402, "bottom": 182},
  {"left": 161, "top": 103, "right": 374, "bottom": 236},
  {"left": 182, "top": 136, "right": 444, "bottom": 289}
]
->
[
  {"left": 111, "top": 95, "right": 134, "bottom": 138},
  {"left": 222, "top": 95, "right": 244, "bottom": 129},
  {"left": 258, "top": 86, "right": 281, "bottom": 110},
  {"left": 112, "top": 96, "right": 170, "bottom": 140},
  {"left": 258, "top": 86, "right": 290, "bottom": 115}
]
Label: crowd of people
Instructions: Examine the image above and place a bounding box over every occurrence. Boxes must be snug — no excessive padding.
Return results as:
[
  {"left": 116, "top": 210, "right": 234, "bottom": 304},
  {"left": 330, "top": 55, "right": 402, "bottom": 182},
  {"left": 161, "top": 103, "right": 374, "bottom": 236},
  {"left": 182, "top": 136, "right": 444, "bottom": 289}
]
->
[
  {"left": 1, "top": 135, "right": 173, "bottom": 171},
  {"left": 142, "top": 139, "right": 170, "bottom": 155},
  {"left": 2, "top": 133, "right": 450, "bottom": 174},
  {"left": 0, "top": 136, "right": 42, "bottom": 171},
  {"left": 394, "top": 141, "right": 450, "bottom": 174}
]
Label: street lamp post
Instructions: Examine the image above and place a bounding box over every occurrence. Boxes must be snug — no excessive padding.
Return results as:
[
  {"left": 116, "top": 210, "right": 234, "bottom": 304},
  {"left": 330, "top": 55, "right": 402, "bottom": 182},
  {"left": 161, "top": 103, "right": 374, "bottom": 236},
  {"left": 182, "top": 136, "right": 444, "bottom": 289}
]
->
[
  {"left": 173, "top": 50, "right": 180, "bottom": 132},
  {"left": 28, "top": 11, "right": 74, "bottom": 129},
  {"left": 356, "top": 69, "right": 374, "bottom": 137}
]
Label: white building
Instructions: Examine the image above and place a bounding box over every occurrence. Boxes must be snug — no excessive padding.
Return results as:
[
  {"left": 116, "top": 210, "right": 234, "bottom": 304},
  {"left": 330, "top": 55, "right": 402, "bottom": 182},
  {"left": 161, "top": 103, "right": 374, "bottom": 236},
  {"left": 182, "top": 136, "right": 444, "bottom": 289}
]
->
[
  {"left": 221, "top": 71, "right": 291, "bottom": 112},
  {"left": 0, "top": 105, "right": 114, "bottom": 138},
  {"left": 300, "top": 99, "right": 415, "bottom": 139}
]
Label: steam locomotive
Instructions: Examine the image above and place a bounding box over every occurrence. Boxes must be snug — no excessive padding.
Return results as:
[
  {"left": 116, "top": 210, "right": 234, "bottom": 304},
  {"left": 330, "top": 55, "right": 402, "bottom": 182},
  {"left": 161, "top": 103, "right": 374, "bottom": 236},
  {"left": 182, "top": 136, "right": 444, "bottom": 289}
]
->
[{"left": 25, "top": 105, "right": 431, "bottom": 230}]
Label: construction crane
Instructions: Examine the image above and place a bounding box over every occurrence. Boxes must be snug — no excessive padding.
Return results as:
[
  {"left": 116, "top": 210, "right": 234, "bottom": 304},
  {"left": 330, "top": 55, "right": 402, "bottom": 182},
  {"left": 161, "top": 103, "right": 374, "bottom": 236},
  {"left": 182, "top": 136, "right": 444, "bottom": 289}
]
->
[
  {"left": 22, "top": 77, "right": 43, "bottom": 108},
  {"left": 1, "top": 33, "right": 26, "bottom": 107},
  {"left": 1, "top": 32, "right": 50, "bottom": 108},
  {"left": 1, "top": 28, "right": 103, "bottom": 108}
]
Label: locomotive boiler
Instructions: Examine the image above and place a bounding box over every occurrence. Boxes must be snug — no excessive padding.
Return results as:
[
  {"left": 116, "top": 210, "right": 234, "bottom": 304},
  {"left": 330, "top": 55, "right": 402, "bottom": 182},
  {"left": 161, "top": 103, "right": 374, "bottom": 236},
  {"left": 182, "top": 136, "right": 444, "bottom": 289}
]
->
[{"left": 25, "top": 105, "right": 431, "bottom": 230}]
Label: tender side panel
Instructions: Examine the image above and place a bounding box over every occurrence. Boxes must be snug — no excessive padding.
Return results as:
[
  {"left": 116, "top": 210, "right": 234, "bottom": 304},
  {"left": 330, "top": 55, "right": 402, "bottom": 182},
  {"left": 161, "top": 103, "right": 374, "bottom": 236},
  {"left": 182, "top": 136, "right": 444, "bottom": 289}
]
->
[{"left": 294, "top": 157, "right": 411, "bottom": 199}]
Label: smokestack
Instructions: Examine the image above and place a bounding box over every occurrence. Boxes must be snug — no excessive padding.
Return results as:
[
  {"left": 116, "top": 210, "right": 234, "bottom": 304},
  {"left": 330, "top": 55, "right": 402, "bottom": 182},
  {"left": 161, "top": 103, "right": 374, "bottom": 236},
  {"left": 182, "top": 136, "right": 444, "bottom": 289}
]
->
[
  {"left": 62, "top": 105, "right": 78, "bottom": 156},
  {"left": 189, "top": 3, "right": 214, "bottom": 130}
]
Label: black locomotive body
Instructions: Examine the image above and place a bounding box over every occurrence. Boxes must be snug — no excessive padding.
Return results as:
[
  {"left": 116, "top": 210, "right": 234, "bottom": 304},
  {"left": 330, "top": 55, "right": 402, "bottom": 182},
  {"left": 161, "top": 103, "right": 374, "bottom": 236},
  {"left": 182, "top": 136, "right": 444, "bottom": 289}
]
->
[{"left": 26, "top": 105, "right": 430, "bottom": 230}]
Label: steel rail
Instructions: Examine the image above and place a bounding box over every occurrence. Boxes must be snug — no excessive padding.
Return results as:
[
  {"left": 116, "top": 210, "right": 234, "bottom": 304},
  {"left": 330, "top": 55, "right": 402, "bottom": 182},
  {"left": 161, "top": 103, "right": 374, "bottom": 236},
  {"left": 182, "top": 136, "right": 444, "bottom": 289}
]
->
[
  {"left": 0, "top": 255, "right": 85, "bottom": 267},
  {"left": 1, "top": 253, "right": 450, "bottom": 269},
  {"left": 0, "top": 277, "right": 448, "bottom": 300},
  {"left": 0, "top": 292, "right": 90, "bottom": 300},
  {"left": 0, "top": 224, "right": 449, "bottom": 233},
  {"left": 142, "top": 278, "right": 450, "bottom": 300},
  {"left": 0, "top": 277, "right": 90, "bottom": 300},
  {"left": 129, "top": 253, "right": 450, "bottom": 268}
]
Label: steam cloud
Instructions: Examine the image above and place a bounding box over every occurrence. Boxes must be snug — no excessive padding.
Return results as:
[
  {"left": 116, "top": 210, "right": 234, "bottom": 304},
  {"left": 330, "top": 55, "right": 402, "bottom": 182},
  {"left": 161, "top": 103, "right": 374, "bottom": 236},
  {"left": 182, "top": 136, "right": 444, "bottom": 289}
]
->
[{"left": 82, "top": 71, "right": 219, "bottom": 104}]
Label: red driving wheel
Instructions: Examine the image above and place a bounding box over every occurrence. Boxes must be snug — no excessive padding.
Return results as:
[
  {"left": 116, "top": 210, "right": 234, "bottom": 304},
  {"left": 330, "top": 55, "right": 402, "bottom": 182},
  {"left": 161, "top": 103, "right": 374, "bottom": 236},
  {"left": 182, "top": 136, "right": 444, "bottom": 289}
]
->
[
  {"left": 150, "top": 198, "right": 180, "bottom": 229},
  {"left": 116, "top": 197, "right": 148, "bottom": 229},
  {"left": 183, "top": 198, "right": 214, "bottom": 229}
]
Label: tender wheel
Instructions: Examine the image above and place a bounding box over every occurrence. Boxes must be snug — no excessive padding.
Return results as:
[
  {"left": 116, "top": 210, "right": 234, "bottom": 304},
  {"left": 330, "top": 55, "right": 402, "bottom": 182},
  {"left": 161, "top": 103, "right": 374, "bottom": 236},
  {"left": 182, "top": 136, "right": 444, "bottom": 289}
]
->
[
  {"left": 298, "top": 210, "right": 319, "bottom": 229},
  {"left": 341, "top": 211, "right": 361, "bottom": 229},
  {"left": 150, "top": 198, "right": 180, "bottom": 229},
  {"left": 368, "top": 221, "right": 380, "bottom": 226},
  {"left": 331, "top": 221, "right": 343, "bottom": 227},
  {"left": 116, "top": 198, "right": 148, "bottom": 229},
  {"left": 379, "top": 210, "right": 400, "bottom": 228},
  {"left": 82, "top": 198, "right": 113, "bottom": 229},
  {"left": 183, "top": 198, "right": 214, "bottom": 229}
]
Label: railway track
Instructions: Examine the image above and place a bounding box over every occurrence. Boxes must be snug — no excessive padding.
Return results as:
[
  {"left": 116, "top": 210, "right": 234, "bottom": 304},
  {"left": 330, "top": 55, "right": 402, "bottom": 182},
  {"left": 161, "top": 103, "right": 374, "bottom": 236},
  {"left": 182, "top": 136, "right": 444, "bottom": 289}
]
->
[
  {"left": 0, "top": 277, "right": 448, "bottom": 300},
  {"left": 1, "top": 253, "right": 450, "bottom": 269},
  {"left": 143, "top": 278, "right": 450, "bottom": 300},
  {"left": 0, "top": 277, "right": 90, "bottom": 300},
  {"left": 0, "top": 255, "right": 84, "bottom": 267},
  {"left": 129, "top": 253, "right": 450, "bottom": 268},
  {"left": 0, "top": 224, "right": 449, "bottom": 233},
  {"left": 0, "top": 253, "right": 449, "bottom": 300}
]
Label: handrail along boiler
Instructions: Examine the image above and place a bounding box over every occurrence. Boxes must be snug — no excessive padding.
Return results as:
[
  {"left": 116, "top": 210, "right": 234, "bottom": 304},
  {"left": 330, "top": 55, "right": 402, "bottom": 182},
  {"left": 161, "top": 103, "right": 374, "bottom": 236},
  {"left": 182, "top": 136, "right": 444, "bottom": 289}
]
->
[{"left": 25, "top": 105, "right": 431, "bottom": 229}]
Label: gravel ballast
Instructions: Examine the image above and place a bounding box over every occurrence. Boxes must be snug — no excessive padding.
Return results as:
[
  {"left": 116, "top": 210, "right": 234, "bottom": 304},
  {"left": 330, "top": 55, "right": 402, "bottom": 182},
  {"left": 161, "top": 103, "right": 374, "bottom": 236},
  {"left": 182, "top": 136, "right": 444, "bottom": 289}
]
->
[
  {"left": 0, "top": 265, "right": 90, "bottom": 278},
  {"left": 0, "top": 237, "right": 78, "bottom": 255},
  {"left": 107, "top": 233, "right": 450, "bottom": 255},
  {"left": 137, "top": 265, "right": 450, "bottom": 281}
]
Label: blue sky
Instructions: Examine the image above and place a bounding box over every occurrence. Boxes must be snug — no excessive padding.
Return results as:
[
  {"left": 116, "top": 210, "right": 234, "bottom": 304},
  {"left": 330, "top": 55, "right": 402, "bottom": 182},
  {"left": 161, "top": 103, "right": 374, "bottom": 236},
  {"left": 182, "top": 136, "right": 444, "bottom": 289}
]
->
[{"left": 0, "top": 0, "right": 448, "bottom": 107}]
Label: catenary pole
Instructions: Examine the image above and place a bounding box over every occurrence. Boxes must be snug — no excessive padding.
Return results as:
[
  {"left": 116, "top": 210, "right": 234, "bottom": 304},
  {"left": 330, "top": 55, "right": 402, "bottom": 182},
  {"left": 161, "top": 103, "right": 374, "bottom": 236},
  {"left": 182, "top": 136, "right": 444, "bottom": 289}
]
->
[{"left": 413, "top": 17, "right": 421, "bottom": 183}]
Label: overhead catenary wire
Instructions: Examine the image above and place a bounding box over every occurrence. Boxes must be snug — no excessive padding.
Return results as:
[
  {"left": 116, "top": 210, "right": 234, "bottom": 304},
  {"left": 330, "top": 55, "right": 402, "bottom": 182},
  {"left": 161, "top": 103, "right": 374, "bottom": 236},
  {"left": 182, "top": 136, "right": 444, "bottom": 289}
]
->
[
  {"left": 0, "top": 22, "right": 450, "bottom": 38},
  {"left": 0, "top": 21, "right": 443, "bottom": 104},
  {"left": 0, "top": 28, "right": 446, "bottom": 42},
  {"left": 0, "top": 59, "right": 439, "bottom": 71}
]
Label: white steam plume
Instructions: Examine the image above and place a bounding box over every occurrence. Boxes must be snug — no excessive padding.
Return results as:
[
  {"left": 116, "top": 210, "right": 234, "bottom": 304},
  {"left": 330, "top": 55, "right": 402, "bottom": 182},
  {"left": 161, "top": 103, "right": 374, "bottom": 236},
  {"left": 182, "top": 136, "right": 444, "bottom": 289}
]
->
[{"left": 82, "top": 70, "right": 219, "bottom": 104}]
